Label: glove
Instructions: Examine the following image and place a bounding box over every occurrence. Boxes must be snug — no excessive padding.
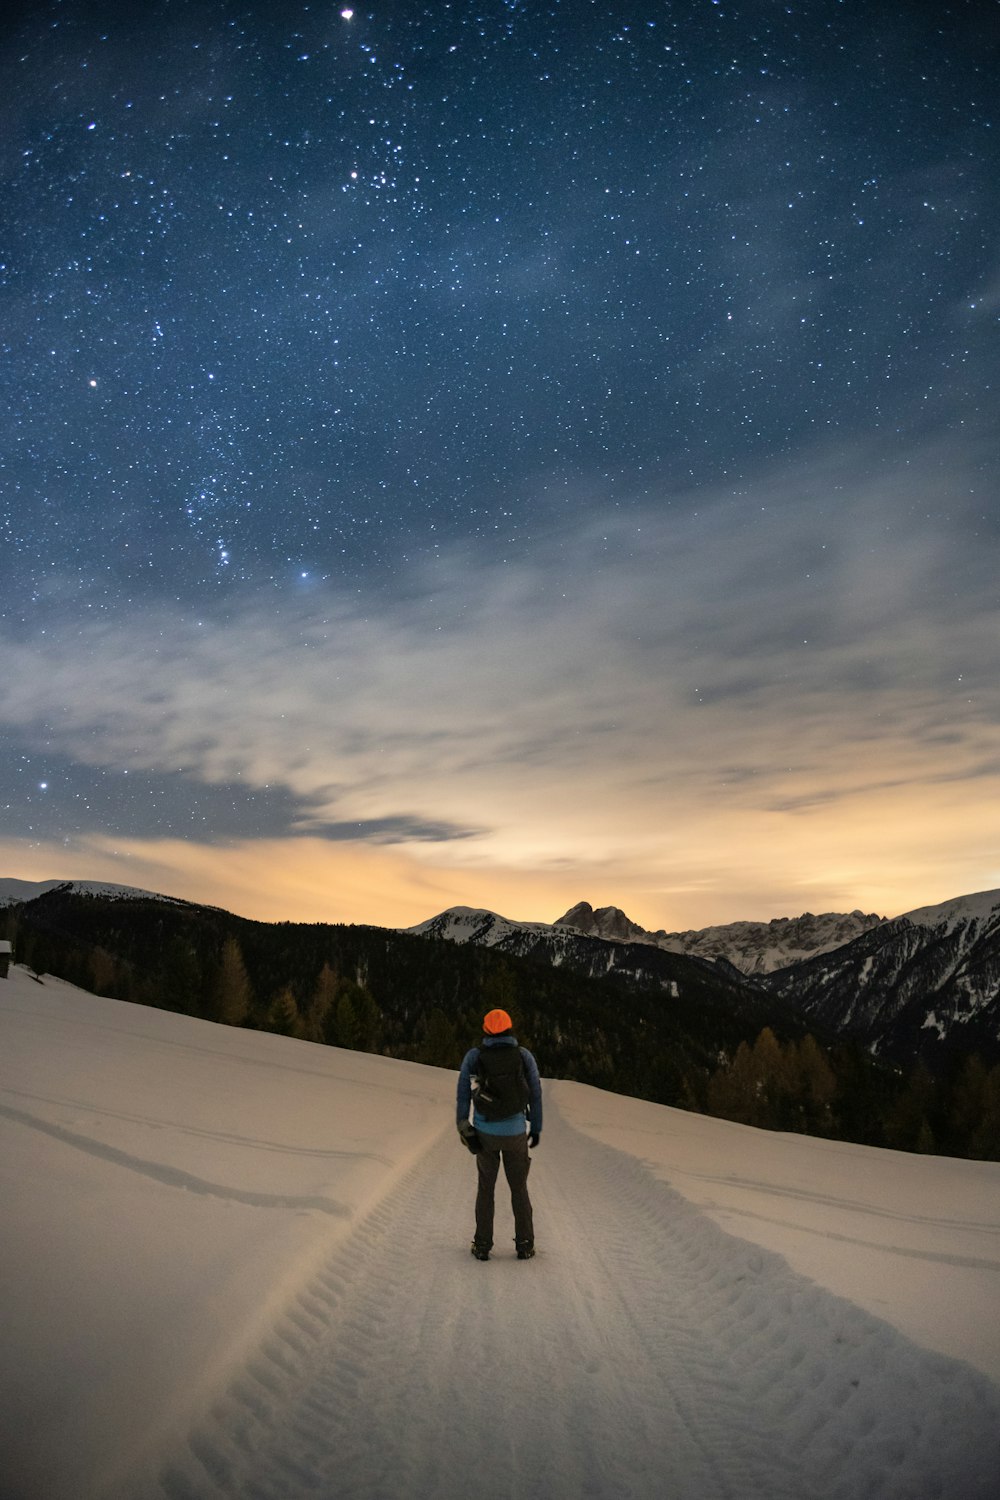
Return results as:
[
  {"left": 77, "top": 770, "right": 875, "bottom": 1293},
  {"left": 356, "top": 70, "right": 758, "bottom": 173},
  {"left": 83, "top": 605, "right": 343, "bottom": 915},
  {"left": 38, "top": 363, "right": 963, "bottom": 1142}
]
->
[
  {"left": 458, "top": 1120, "right": 481, "bottom": 1154},
  {"left": 528, "top": 1132, "right": 540, "bottom": 1149}
]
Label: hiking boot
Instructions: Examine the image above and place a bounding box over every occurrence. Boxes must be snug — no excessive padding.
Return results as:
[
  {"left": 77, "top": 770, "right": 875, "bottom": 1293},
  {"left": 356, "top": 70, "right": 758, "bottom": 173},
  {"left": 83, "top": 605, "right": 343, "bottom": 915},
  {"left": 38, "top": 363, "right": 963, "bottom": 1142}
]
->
[
  {"left": 516, "top": 1241, "right": 535, "bottom": 1260},
  {"left": 470, "top": 1241, "right": 491, "bottom": 1261}
]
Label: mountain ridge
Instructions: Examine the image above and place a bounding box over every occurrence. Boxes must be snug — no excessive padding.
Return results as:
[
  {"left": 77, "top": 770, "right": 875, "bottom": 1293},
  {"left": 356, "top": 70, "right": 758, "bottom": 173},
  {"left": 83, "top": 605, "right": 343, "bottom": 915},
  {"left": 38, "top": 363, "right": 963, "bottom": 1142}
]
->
[
  {"left": 408, "top": 889, "right": 1000, "bottom": 1066},
  {"left": 0, "top": 877, "right": 187, "bottom": 906},
  {"left": 761, "top": 889, "right": 1000, "bottom": 1064},
  {"left": 551, "top": 899, "right": 887, "bottom": 973},
  {"left": 6, "top": 877, "right": 999, "bottom": 1066}
]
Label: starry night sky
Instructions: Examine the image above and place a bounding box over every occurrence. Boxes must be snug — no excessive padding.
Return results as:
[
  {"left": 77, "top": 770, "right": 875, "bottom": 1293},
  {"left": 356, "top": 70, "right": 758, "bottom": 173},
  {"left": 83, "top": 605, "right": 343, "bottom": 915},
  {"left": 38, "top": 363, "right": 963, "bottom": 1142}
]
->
[{"left": 1, "top": 0, "right": 998, "bottom": 928}]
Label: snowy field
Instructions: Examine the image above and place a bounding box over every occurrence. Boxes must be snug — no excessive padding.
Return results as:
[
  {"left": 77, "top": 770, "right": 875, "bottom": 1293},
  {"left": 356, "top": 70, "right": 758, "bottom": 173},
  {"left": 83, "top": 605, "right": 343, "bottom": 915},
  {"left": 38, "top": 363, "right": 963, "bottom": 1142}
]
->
[{"left": 1, "top": 966, "right": 999, "bottom": 1500}]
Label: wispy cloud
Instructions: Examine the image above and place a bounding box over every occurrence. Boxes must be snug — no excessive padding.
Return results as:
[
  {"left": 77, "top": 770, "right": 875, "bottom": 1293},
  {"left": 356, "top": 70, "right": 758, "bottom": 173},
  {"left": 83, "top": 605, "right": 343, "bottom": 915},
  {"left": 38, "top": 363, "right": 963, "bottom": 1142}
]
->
[{"left": 2, "top": 436, "right": 996, "bottom": 923}]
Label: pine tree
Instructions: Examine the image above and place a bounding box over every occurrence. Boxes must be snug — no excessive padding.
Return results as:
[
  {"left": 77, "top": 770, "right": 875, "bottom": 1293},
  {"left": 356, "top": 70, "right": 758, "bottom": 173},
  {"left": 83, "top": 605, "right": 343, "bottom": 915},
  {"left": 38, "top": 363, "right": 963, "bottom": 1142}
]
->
[
  {"left": 419, "top": 1007, "right": 461, "bottom": 1067},
  {"left": 0, "top": 905, "right": 21, "bottom": 951},
  {"left": 353, "top": 984, "right": 382, "bottom": 1052},
  {"left": 948, "top": 1055, "right": 988, "bottom": 1154},
  {"left": 331, "top": 982, "right": 382, "bottom": 1054},
  {"left": 159, "top": 937, "right": 204, "bottom": 1016},
  {"left": 884, "top": 1061, "right": 936, "bottom": 1152},
  {"left": 482, "top": 962, "right": 515, "bottom": 1012},
  {"left": 267, "top": 984, "right": 302, "bottom": 1037},
  {"left": 969, "top": 1065, "right": 1000, "bottom": 1160},
  {"left": 335, "top": 991, "right": 361, "bottom": 1050}
]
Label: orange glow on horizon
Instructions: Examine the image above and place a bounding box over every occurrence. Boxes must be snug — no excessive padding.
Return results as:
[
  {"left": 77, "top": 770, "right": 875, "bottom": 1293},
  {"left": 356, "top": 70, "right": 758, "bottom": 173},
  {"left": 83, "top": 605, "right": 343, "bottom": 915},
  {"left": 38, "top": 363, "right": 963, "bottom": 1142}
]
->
[{"left": 3, "top": 763, "right": 999, "bottom": 937}]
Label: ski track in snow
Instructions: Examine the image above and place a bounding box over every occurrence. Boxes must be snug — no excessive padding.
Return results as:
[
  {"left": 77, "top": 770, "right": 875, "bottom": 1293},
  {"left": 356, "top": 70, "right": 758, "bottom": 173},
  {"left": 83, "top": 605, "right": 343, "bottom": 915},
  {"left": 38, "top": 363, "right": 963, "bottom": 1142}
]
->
[{"left": 135, "top": 1101, "right": 1000, "bottom": 1500}]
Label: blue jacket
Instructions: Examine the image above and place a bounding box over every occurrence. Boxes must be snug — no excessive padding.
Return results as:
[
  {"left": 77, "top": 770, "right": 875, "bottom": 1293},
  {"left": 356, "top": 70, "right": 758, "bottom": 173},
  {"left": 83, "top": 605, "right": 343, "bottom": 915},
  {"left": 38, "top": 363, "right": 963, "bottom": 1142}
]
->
[{"left": 457, "top": 1035, "right": 543, "bottom": 1137}]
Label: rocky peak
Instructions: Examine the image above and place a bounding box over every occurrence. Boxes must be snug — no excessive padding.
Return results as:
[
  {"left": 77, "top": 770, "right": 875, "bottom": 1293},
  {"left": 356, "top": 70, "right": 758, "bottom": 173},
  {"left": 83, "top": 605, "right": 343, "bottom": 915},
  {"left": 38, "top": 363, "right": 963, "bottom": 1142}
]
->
[{"left": 554, "top": 902, "right": 651, "bottom": 944}]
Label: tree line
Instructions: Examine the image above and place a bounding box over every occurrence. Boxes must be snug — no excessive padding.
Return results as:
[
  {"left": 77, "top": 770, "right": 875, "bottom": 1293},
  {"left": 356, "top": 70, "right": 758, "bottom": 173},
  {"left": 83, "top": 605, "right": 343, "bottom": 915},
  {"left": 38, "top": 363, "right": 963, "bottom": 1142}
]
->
[{"left": 705, "top": 1026, "right": 1000, "bottom": 1159}]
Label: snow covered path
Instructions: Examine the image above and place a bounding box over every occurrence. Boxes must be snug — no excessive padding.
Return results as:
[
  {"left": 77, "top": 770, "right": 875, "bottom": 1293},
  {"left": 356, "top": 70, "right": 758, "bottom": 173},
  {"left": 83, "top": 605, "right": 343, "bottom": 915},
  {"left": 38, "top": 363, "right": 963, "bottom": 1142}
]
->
[
  {"left": 3, "top": 975, "right": 999, "bottom": 1500},
  {"left": 148, "top": 1099, "right": 1000, "bottom": 1500}
]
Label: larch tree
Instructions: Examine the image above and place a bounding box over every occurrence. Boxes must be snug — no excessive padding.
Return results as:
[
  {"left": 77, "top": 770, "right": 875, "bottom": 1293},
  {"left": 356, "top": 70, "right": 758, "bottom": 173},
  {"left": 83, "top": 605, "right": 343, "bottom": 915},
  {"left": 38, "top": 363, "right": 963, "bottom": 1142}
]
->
[{"left": 214, "top": 937, "right": 253, "bottom": 1027}]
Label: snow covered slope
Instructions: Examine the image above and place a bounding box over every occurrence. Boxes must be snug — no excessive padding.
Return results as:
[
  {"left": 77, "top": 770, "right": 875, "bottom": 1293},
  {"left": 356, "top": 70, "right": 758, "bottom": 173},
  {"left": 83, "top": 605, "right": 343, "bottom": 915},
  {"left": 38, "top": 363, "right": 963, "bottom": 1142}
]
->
[{"left": 2, "top": 967, "right": 999, "bottom": 1499}]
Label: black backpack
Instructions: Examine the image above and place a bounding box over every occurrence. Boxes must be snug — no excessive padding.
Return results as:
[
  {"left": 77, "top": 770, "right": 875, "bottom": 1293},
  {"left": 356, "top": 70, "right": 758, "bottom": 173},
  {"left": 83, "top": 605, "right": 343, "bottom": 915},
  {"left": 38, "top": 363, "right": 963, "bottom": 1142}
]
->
[{"left": 473, "top": 1044, "right": 531, "bottom": 1121}]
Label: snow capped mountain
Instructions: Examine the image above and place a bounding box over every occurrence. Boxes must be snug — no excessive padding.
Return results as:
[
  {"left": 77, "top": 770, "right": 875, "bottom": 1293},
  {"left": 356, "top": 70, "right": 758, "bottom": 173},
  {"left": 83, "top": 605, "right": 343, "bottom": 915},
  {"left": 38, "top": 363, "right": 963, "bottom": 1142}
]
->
[
  {"left": 901, "top": 888, "right": 1000, "bottom": 933},
  {"left": 405, "top": 903, "right": 779, "bottom": 1022},
  {"left": 406, "top": 905, "right": 558, "bottom": 948},
  {"left": 554, "top": 901, "right": 886, "bottom": 974},
  {"left": 0, "top": 877, "right": 175, "bottom": 907},
  {"left": 653, "top": 910, "right": 888, "bottom": 974},
  {"left": 407, "top": 904, "right": 691, "bottom": 993},
  {"left": 418, "top": 899, "right": 885, "bottom": 978},
  {"left": 763, "top": 889, "right": 1000, "bottom": 1064},
  {"left": 410, "top": 890, "right": 1000, "bottom": 1064}
]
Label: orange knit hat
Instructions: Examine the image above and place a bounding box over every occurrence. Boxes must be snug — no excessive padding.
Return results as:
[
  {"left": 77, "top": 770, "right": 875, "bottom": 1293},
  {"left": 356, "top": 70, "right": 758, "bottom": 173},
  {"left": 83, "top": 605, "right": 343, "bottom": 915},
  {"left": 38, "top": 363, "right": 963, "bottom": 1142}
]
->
[{"left": 483, "top": 1008, "right": 513, "bottom": 1035}]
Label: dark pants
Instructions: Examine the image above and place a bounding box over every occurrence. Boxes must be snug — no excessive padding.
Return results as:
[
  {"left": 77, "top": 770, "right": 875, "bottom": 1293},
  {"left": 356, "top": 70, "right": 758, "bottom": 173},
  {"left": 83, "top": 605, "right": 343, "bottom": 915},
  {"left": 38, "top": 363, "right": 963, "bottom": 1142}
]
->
[{"left": 474, "top": 1131, "right": 533, "bottom": 1249}]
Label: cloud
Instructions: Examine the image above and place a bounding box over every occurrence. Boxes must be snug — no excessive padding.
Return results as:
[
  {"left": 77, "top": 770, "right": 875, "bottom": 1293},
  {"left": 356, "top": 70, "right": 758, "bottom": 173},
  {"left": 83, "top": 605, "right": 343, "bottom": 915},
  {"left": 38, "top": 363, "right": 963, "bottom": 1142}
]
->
[
  {"left": 1, "top": 435, "right": 996, "bottom": 922},
  {"left": 0, "top": 746, "right": 482, "bottom": 846},
  {"left": 302, "top": 815, "right": 484, "bottom": 844}
]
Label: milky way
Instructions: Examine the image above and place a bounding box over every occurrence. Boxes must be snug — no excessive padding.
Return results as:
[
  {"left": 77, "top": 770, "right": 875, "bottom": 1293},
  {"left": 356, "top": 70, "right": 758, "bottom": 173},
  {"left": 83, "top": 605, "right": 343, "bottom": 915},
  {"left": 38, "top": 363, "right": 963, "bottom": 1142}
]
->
[{"left": 1, "top": 1, "right": 997, "bottom": 926}]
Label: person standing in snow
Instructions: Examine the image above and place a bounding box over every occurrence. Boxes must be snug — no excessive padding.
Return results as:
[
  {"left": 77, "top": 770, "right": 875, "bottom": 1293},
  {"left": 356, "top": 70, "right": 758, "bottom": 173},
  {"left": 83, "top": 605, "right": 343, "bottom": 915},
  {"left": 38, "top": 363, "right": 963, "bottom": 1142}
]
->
[{"left": 457, "top": 1008, "right": 542, "bottom": 1261}]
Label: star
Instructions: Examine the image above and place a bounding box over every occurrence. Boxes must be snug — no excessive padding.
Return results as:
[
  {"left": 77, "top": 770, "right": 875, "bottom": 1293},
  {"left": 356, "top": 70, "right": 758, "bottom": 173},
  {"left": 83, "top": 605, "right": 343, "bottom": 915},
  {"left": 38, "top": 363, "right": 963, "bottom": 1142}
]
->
[{"left": 0, "top": 0, "right": 995, "bottom": 928}]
